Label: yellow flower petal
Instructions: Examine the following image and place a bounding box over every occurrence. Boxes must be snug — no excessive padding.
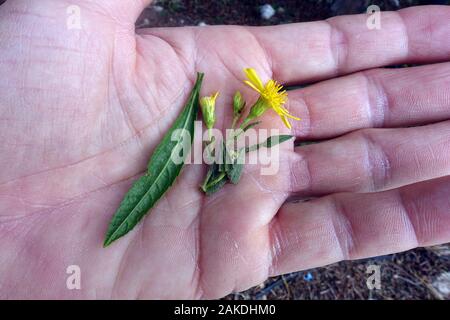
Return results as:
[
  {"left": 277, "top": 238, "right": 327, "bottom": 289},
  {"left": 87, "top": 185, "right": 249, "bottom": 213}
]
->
[
  {"left": 281, "top": 116, "right": 292, "bottom": 129},
  {"left": 277, "top": 105, "right": 301, "bottom": 120},
  {"left": 244, "top": 68, "right": 265, "bottom": 92},
  {"left": 243, "top": 68, "right": 300, "bottom": 129},
  {"left": 244, "top": 80, "right": 263, "bottom": 94},
  {"left": 285, "top": 113, "right": 301, "bottom": 120}
]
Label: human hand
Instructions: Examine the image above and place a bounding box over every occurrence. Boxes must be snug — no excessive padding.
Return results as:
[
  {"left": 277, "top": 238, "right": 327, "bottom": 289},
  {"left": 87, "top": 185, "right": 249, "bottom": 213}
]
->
[{"left": 0, "top": 1, "right": 449, "bottom": 299}]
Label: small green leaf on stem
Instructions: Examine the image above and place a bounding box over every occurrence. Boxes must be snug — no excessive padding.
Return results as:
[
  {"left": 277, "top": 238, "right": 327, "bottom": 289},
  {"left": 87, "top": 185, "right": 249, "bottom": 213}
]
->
[
  {"left": 246, "top": 135, "right": 294, "bottom": 153},
  {"left": 203, "top": 163, "right": 227, "bottom": 195},
  {"left": 226, "top": 149, "right": 245, "bottom": 184}
]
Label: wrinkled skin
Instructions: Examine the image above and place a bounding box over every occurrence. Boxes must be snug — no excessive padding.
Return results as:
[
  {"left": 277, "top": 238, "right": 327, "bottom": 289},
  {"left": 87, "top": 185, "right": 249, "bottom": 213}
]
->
[{"left": 0, "top": 1, "right": 449, "bottom": 299}]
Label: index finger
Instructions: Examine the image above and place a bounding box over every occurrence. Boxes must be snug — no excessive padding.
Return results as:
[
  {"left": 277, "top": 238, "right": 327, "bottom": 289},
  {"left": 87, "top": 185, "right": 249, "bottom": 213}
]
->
[{"left": 250, "top": 5, "right": 450, "bottom": 84}]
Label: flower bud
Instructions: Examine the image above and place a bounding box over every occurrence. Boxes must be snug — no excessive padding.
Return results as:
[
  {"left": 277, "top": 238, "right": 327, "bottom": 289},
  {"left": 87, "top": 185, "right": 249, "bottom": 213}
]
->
[
  {"left": 200, "top": 92, "right": 219, "bottom": 129},
  {"left": 233, "top": 91, "right": 246, "bottom": 117}
]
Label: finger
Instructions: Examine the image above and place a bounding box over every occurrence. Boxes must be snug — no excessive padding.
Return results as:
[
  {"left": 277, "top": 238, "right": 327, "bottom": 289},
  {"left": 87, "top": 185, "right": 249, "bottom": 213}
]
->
[
  {"left": 250, "top": 5, "right": 450, "bottom": 84},
  {"left": 270, "top": 176, "right": 450, "bottom": 276},
  {"left": 287, "top": 62, "right": 450, "bottom": 139},
  {"left": 289, "top": 121, "right": 450, "bottom": 196}
]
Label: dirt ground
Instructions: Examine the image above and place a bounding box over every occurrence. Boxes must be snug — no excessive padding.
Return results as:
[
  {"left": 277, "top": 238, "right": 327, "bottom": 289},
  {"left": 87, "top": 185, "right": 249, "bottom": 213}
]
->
[
  {"left": 136, "top": 0, "right": 449, "bottom": 27},
  {"left": 137, "top": 0, "right": 450, "bottom": 300}
]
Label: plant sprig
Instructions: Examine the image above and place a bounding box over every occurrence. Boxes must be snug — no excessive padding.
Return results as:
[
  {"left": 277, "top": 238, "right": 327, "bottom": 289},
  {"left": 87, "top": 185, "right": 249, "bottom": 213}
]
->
[{"left": 104, "top": 68, "right": 300, "bottom": 247}]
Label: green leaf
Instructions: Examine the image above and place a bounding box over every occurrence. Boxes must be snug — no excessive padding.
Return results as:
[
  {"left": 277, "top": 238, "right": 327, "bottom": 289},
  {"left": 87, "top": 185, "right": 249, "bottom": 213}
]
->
[
  {"left": 204, "top": 163, "right": 227, "bottom": 195},
  {"left": 245, "top": 135, "right": 294, "bottom": 153},
  {"left": 226, "top": 149, "right": 245, "bottom": 184},
  {"left": 205, "top": 175, "right": 227, "bottom": 195},
  {"left": 103, "top": 73, "right": 204, "bottom": 247},
  {"left": 295, "top": 140, "right": 320, "bottom": 147},
  {"left": 265, "top": 135, "right": 294, "bottom": 148},
  {"left": 223, "top": 141, "right": 233, "bottom": 172},
  {"left": 218, "top": 140, "right": 227, "bottom": 172}
]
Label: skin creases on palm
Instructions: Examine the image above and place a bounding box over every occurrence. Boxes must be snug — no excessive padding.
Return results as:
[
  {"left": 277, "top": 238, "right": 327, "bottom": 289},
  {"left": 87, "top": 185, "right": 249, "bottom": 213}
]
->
[
  {"left": 0, "top": 1, "right": 288, "bottom": 299},
  {"left": 1, "top": 1, "right": 450, "bottom": 299}
]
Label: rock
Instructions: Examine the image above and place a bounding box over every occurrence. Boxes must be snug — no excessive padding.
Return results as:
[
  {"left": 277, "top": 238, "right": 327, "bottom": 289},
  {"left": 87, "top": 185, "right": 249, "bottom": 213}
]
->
[
  {"left": 152, "top": 5, "right": 164, "bottom": 13},
  {"left": 433, "top": 272, "right": 450, "bottom": 298},
  {"left": 260, "top": 4, "right": 276, "bottom": 20},
  {"left": 303, "top": 272, "right": 314, "bottom": 282},
  {"left": 198, "top": 21, "right": 207, "bottom": 27}
]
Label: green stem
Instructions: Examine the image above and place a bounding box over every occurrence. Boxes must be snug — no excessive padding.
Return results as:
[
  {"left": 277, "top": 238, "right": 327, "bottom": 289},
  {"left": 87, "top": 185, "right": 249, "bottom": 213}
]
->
[
  {"left": 204, "top": 137, "right": 216, "bottom": 164},
  {"left": 205, "top": 172, "right": 226, "bottom": 189},
  {"left": 200, "top": 168, "right": 213, "bottom": 192},
  {"left": 208, "top": 128, "right": 213, "bottom": 141},
  {"left": 231, "top": 117, "right": 238, "bottom": 130},
  {"left": 240, "top": 117, "right": 251, "bottom": 130}
]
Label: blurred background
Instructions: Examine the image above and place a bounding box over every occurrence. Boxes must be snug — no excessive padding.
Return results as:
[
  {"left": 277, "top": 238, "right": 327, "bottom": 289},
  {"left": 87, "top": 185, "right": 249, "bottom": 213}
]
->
[{"left": 137, "top": 0, "right": 450, "bottom": 300}]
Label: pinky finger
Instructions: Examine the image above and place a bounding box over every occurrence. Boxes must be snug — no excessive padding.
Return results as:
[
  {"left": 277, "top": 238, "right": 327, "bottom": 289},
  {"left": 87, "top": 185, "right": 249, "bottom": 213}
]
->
[{"left": 269, "top": 176, "right": 450, "bottom": 276}]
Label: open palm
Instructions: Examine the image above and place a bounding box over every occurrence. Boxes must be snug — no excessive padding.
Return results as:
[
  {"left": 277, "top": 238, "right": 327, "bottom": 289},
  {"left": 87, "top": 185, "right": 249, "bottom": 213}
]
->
[{"left": 0, "top": 1, "right": 449, "bottom": 299}]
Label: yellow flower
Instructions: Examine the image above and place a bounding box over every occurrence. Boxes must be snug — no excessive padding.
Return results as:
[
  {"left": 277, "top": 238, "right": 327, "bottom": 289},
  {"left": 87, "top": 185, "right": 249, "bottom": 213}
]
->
[
  {"left": 200, "top": 92, "right": 219, "bottom": 129},
  {"left": 243, "top": 68, "right": 300, "bottom": 129}
]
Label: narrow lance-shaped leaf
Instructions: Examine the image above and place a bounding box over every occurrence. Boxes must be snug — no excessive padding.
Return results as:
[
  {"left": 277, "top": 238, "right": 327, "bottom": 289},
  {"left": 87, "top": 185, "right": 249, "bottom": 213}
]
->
[
  {"left": 245, "top": 135, "right": 294, "bottom": 153},
  {"left": 226, "top": 149, "right": 245, "bottom": 184},
  {"left": 103, "top": 73, "right": 204, "bottom": 247}
]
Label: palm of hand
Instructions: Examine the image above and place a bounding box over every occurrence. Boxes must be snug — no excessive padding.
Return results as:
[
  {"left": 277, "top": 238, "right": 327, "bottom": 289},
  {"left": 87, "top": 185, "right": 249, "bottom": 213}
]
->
[
  {"left": 0, "top": 1, "right": 290, "bottom": 299},
  {"left": 1, "top": 1, "right": 449, "bottom": 299}
]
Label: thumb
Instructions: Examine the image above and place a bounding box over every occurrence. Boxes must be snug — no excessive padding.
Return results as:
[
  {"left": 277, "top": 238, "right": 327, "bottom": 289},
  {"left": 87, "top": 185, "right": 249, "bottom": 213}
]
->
[
  {"left": 92, "top": 0, "right": 153, "bottom": 23},
  {"left": 0, "top": 0, "right": 152, "bottom": 24}
]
